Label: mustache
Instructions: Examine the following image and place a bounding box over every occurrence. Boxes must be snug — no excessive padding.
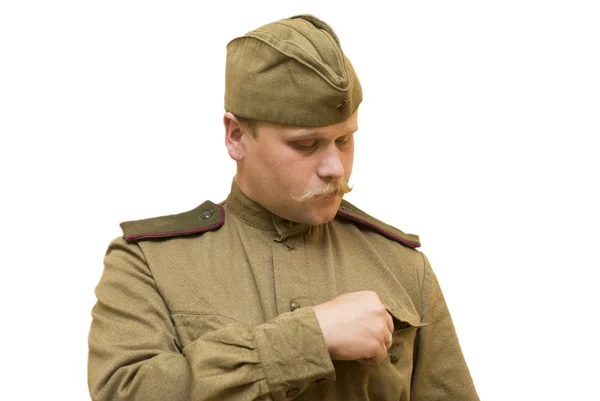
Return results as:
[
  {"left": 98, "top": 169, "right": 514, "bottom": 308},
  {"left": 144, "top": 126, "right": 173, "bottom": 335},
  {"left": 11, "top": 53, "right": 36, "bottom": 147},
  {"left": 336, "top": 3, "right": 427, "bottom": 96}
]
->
[{"left": 292, "top": 181, "right": 353, "bottom": 203}]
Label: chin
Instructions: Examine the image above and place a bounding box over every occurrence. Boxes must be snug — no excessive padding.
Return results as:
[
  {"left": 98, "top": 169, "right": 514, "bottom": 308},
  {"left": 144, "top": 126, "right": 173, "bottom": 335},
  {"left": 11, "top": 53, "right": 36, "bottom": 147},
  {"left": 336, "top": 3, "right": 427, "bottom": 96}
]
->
[
  {"left": 305, "top": 214, "right": 334, "bottom": 225},
  {"left": 303, "top": 202, "right": 340, "bottom": 225}
]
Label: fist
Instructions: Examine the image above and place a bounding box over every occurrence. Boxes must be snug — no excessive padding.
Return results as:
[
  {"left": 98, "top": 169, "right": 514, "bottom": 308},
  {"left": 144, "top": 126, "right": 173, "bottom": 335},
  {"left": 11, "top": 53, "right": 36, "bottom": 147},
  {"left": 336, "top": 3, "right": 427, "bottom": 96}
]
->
[{"left": 313, "top": 291, "right": 394, "bottom": 364}]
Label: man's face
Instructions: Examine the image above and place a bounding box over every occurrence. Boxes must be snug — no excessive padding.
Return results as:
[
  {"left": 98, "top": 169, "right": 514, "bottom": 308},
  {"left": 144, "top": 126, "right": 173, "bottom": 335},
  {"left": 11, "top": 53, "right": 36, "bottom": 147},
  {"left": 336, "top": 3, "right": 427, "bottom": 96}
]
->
[{"left": 235, "top": 111, "right": 358, "bottom": 225}]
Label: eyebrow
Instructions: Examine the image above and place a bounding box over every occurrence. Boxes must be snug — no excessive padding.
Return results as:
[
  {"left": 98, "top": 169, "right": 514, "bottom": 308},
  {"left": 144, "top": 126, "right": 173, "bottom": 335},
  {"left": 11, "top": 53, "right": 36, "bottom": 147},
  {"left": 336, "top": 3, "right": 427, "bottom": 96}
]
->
[{"left": 284, "top": 127, "right": 358, "bottom": 139}]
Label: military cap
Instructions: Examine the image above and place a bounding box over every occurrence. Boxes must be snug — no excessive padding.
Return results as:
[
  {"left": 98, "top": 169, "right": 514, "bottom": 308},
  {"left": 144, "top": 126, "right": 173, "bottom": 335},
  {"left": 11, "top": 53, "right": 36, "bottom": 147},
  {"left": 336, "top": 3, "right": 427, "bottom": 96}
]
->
[{"left": 225, "top": 14, "right": 362, "bottom": 127}]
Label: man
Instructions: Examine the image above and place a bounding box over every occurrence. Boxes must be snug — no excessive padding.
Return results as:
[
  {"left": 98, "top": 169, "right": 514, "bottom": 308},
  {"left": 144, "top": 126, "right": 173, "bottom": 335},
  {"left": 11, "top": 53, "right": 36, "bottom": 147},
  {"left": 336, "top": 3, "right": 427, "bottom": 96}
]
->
[{"left": 88, "top": 14, "right": 479, "bottom": 401}]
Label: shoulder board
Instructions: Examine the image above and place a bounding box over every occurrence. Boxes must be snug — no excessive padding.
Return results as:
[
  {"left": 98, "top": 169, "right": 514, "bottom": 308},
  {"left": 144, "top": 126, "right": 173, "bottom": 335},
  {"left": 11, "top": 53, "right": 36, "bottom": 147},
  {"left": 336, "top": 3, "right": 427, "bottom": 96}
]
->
[
  {"left": 336, "top": 200, "right": 421, "bottom": 248},
  {"left": 120, "top": 201, "right": 224, "bottom": 243}
]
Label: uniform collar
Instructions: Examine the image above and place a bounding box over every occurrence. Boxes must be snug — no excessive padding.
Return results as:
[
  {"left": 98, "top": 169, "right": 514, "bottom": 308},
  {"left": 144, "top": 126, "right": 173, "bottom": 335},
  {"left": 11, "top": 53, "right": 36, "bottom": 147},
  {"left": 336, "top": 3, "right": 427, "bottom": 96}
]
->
[{"left": 225, "top": 179, "right": 310, "bottom": 240}]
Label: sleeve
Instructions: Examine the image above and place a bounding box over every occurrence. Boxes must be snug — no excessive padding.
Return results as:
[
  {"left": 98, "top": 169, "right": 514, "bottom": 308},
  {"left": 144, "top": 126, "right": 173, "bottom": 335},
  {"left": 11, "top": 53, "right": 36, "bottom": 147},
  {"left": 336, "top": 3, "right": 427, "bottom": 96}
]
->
[
  {"left": 410, "top": 253, "right": 479, "bottom": 401},
  {"left": 88, "top": 238, "right": 335, "bottom": 401}
]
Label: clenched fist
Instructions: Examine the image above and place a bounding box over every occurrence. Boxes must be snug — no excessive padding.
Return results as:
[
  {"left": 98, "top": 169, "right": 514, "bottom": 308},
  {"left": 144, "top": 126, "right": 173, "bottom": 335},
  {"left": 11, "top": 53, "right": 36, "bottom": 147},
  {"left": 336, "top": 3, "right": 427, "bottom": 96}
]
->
[{"left": 313, "top": 291, "right": 394, "bottom": 364}]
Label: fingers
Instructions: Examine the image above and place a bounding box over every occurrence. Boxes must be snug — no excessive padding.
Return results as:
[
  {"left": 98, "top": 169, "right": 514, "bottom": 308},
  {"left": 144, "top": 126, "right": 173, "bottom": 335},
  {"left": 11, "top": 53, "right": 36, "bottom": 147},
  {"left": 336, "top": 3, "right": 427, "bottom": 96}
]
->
[
  {"left": 385, "top": 331, "right": 393, "bottom": 350},
  {"left": 384, "top": 310, "right": 394, "bottom": 350},
  {"left": 358, "top": 341, "right": 389, "bottom": 364},
  {"left": 357, "top": 357, "right": 377, "bottom": 365},
  {"left": 376, "top": 341, "right": 390, "bottom": 362},
  {"left": 385, "top": 310, "right": 394, "bottom": 333},
  {"left": 315, "top": 291, "right": 396, "bottom": 364}
]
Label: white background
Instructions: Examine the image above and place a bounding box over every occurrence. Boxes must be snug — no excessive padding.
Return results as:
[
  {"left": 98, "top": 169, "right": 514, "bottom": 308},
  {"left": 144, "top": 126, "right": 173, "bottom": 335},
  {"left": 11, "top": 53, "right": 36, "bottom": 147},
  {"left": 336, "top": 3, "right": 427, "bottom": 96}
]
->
[{"left": 1, "top": 1, "right": 599, "bottom": 400}]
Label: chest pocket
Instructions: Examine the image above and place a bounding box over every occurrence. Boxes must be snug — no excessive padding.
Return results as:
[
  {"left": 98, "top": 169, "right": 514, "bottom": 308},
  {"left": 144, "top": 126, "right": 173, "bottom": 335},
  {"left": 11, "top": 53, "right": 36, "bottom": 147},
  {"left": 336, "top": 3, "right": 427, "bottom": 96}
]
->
[{"left": 385, "top": 304, "right": 427, "bottom": 365}]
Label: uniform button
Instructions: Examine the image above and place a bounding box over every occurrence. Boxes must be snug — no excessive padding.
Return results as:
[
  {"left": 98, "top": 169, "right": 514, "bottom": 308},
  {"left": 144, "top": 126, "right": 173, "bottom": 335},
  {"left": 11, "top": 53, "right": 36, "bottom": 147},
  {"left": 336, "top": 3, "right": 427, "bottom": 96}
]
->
[
  {"left": 340, "top": 205, "right": 350, "bottom": 211},
  {"left": 284, "top": 220, "right": 294, "bottom": 228},
  {"left": 286, "top": 388, "right": 300, "bottom": 398},
  {"left": 200, "top": 210, "right": 213, "bottom": 219},
  {"left": 290, "top": 300, "right": 301, "bottom": 311},
  {"left": 285, "top": 241, "right": 294, "bottom": 250},
  {"left": 389, "top": 353, "right": 401, "bottom": 364}
]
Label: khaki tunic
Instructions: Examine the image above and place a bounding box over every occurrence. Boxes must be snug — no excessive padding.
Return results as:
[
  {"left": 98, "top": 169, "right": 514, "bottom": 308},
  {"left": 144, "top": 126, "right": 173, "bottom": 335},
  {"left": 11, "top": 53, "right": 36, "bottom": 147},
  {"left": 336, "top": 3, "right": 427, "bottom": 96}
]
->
[{"left": 88, "top": 183, "right": 479, "bottom": 400}]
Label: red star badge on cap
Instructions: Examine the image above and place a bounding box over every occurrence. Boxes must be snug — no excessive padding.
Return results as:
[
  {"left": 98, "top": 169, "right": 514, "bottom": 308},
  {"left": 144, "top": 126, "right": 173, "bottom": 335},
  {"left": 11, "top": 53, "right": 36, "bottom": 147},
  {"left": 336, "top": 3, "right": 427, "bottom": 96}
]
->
[{"left": 336, "top": 98, "right": 350, "bottom": 111}]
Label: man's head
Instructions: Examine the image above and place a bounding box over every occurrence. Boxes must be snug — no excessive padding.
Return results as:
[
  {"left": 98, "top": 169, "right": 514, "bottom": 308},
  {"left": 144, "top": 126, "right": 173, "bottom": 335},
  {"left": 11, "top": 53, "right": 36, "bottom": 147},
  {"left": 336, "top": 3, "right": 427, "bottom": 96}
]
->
[
  {"left": 225, "top": 111, "right": 357, "bottom": 225},
  {"left": 223, "top": 15, "right": 361, "bottom": 225}
]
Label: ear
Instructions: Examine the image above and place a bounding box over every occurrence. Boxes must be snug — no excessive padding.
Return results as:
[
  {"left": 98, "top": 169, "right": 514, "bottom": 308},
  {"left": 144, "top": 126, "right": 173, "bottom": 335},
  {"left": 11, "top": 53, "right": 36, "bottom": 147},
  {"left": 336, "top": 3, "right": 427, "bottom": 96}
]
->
[{"left": 224, "top": 112, "right": 247, "bottom": 161}]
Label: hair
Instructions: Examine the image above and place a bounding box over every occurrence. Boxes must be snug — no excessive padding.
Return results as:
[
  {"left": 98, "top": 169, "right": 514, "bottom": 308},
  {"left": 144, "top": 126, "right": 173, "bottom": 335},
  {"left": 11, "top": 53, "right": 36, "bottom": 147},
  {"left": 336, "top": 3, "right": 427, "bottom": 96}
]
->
[
  {"left": 237, "top": 116, "right": 260, "bottom": 137},
  {"left": 292, "top": 181, "right": 353, "bottom": 203}
]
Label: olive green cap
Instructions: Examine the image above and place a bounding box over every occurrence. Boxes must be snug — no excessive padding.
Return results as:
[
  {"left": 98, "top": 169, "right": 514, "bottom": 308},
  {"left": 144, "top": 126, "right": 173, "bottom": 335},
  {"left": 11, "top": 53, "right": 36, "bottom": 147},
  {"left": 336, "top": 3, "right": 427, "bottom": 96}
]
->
[{"left": 225, "top": 14, "right": 362, "bottom": 127}]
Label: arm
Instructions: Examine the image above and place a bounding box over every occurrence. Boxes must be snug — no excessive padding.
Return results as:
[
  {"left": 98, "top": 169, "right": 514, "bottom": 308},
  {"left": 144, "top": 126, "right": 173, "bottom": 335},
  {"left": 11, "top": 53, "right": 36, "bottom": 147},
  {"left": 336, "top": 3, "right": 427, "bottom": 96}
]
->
[
  {"left": 88, "top": 238, "right": 335, "bottom": 401},
  {"left": 410, "top": 254, "right": 479, "bottom": 400}
]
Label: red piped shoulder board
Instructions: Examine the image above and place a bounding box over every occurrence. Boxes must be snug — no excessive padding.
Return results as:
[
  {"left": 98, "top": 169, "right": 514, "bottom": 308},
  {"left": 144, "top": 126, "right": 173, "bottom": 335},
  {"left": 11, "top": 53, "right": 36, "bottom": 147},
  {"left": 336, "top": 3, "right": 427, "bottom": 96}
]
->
[
  {"left": 120, "top": 201, "right": 225, "bottom": 242},
  {"left": 336, "top": 200, "right": 421, "bottom": 248}
]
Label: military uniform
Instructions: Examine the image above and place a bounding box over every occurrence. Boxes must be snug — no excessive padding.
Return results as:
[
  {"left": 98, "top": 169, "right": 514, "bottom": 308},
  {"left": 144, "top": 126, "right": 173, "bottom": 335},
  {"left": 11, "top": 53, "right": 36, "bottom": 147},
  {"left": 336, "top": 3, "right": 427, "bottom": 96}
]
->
[
  {"left": 88, "top": 182, "right": 478, "bottom": 400},
  {"left": 89, "top": 14, "right": 479, "bottom": 401}
]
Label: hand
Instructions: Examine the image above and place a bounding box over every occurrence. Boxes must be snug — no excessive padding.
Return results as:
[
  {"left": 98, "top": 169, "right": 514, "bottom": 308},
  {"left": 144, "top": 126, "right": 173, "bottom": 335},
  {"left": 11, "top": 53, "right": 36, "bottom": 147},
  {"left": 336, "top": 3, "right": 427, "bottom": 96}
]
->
[{"left": 313, "top": 291, "right": 394, "bottom": 364}]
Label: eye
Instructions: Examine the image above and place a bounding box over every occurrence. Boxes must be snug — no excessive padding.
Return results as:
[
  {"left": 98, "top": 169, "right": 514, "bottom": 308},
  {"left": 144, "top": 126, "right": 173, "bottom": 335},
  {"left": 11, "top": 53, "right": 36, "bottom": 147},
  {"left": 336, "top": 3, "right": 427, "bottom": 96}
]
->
[
  {"left": 292, "top": 140, "right": 318, "bottom": 151},
  {"left": 336, "top": 135, "right": 352, "bottom": 145}
]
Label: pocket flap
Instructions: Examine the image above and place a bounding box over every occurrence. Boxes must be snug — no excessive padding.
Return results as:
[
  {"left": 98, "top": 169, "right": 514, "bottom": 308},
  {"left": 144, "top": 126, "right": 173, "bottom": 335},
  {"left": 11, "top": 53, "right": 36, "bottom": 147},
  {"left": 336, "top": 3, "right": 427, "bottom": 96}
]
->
[{"left": 385, "top": 306, "right": 427, "bottom": 331}]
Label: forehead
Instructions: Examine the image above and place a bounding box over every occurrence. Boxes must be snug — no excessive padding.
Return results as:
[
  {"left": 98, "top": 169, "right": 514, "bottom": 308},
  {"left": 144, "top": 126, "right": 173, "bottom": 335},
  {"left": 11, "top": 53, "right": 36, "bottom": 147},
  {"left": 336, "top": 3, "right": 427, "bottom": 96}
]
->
[{"left": 260, "top": 112, "right": 359, "bottom": 139}]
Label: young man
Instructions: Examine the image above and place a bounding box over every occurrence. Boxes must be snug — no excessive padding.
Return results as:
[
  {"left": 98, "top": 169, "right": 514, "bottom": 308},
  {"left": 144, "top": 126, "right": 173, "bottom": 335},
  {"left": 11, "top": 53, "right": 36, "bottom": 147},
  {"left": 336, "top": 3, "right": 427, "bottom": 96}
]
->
[{"left": 88, "top": 14, "right": 479, "bottom": 400}]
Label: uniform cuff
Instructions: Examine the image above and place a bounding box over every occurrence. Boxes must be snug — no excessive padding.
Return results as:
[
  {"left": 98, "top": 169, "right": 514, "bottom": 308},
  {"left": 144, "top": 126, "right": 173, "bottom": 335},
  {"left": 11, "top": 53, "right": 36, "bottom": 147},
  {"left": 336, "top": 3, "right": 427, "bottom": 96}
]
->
[{"left": 254, "top": 306, "right": 335, "bottom": 400}]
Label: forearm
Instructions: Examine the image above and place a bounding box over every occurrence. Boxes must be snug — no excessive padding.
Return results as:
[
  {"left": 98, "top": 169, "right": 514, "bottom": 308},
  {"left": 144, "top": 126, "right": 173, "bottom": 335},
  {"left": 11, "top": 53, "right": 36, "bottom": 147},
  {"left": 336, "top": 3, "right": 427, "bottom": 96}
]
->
[
  {"left": 90, "top": 310, "right": 332, "bottom": 401},
  {"left": 88, "top": 238, "right": 334, "bottom": 401}
]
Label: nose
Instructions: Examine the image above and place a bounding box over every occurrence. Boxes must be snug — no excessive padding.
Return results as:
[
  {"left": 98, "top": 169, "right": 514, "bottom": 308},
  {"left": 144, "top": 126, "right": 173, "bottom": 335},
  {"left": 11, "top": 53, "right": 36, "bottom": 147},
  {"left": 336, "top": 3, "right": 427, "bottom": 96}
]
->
[{"left": 316, "top": 145, "right": 344, "bottom": 180}]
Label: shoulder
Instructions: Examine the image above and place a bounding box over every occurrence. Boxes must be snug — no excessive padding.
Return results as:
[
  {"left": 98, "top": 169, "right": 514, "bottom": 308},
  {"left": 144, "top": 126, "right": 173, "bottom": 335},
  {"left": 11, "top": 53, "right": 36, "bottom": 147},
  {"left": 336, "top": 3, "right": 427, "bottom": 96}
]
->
[
  {"left": 335, "top": 199, "right": 421, "bottom": 249},
  {"left": 119, "top": 201, "right": 225, "bottom": 242}
]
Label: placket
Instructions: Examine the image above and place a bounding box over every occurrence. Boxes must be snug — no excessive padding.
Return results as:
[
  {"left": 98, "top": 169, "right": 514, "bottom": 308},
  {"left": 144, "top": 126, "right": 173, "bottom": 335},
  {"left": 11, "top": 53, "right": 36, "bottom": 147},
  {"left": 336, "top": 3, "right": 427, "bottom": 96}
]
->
[{"left": 271, "top": 232, "right": 312, "bottom": 316}]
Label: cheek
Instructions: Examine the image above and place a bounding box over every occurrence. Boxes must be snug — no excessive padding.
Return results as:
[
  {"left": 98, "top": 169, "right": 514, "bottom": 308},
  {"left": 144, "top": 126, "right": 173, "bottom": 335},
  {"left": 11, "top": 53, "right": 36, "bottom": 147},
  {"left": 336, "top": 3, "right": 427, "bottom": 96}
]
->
[
  {"left": 254, "top": 154, "right": 297, "bottom": 188},
  {"left": 342, "top": 150, "right": 355, "bottom": 178},
  {"left": 273, "top": 161, "right": 317, "bottom": 194},
  {"left": 252, "top": 147, "right": 285, "bottom": 178},
  {"left": 275, "top": 163, "right": 308, "bottom": 186}
]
